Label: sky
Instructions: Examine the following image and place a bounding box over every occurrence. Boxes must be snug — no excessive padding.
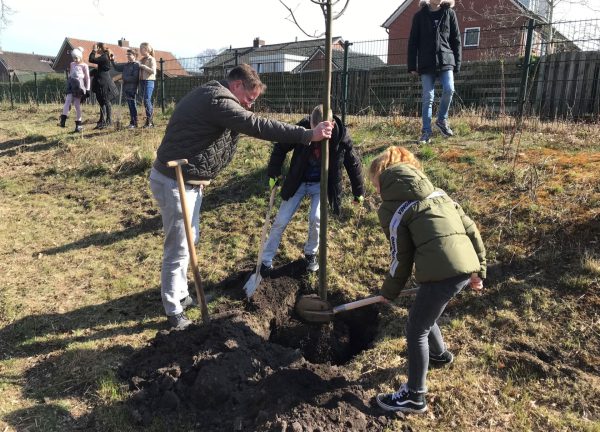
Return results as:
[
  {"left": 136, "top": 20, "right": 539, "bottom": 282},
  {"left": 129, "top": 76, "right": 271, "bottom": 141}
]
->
[{"left": 0, "top": 0, "right": 598, "bottom": 59}]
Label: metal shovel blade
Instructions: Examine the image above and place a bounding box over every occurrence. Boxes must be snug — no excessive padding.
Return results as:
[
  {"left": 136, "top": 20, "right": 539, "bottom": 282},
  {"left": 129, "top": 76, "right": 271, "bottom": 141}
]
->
[
  {"left": 295, "top": 294, "right": 334, "bottom": 323},
  {"left": 243, "top": 272, "right": 262, "bottom": 299}
]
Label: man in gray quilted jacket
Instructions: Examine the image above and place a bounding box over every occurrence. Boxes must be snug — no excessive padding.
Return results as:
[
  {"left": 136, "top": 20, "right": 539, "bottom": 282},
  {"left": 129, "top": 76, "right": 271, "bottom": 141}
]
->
[{"left": 149, "top": 64, "right": 334, "bottom": 329}]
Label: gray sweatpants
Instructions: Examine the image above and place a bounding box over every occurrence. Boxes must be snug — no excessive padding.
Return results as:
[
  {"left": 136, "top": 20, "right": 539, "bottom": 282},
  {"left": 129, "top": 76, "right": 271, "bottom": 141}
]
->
[{"left": 406, "top": 274, "right": 469, "bottom": 393}]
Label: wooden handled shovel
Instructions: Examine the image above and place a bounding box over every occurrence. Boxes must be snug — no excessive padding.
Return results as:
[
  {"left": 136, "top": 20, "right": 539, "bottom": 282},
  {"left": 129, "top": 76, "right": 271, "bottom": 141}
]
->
[{"left": 166, "top": 159, "right": 210, "bottom": 323}]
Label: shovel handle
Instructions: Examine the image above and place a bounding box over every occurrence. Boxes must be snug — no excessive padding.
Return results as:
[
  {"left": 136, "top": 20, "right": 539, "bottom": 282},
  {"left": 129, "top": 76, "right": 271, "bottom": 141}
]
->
[
  {"left": 332, "top": 295, "right": 385, "bottom": 314},
  {"left": 167, "top": 159, "right": 189, "bottom": 167},
  {"left": 331, "top": 287, "right": 420, "bottom": 315}
]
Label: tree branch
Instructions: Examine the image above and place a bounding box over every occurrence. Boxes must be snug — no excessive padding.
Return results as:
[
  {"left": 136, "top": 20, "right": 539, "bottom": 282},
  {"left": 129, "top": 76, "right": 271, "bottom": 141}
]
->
[
  {"left": 279, "top": 0, "right": 325, "bottom": 38},
  {"left": 332, "top": 0, "right": 350, "bottom": 20}
]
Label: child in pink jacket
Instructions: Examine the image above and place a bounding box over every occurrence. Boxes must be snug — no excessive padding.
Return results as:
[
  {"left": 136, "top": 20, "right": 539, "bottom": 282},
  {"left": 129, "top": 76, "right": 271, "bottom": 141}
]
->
[{"left": 59, "top": 47, "right": 90, "bottom": 132}]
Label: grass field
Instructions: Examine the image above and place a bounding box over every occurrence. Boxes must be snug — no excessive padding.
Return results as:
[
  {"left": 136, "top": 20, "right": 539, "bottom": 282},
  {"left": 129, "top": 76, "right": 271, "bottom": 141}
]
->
[{"left": 0, "top": 103, "right": 599, "bottom": 431}]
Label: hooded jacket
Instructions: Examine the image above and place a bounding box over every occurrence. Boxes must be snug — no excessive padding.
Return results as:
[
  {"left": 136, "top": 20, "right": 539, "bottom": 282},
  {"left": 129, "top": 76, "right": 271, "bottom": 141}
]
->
[
  {"left": 377, "top": 163, "right": 486, "bottom": 299},
  {"left": 407, "top": 0, "right": 462, "bottom": 74},
  {"left": 154, "top": 80, "right": 314, "bottom": 182},
  {"left": 267, "top": 115, "right": 365, "bottom": 215},
  {"left": 111, "top": 60, "right": 140, "bottom": 94}
]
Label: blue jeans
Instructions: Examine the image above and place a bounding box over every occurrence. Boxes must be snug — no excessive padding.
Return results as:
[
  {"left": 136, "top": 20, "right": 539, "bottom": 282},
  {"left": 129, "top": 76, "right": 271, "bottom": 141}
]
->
[
  {"left": 141, "top": 80, "right": 155, "bottom": 120},
  {"left": 149, "top": 168, "right": 203, "bottom": 316},
  {"left": 261, "top": 182, "right": 321, "bottom": 267},
  {"left": 421, "top": 70, "right": 455, "bottom": 134},
  {"left": 406, "top": 274, "right": 469, "bottom": 393},
  {"left": 124, "top": 90, "right": 137, "bottom": 125}
]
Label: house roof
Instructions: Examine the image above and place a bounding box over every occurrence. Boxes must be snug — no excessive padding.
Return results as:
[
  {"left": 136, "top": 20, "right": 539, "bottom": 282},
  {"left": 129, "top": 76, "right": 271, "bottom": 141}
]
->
[
  {"left": 53, "top": 37, "right": 188, "bottom": 76},
  {"left": 292, "top": 47, "right": 386, "bottom": 73},
  {"left": 203, "top": 37, "right": 345, "bottom": 69},
  {"left": 381, "top": 0, "right": 549, "bottom": 29},
  {"left": 0, "top": 51, "right": 55, "bottom": 73}
]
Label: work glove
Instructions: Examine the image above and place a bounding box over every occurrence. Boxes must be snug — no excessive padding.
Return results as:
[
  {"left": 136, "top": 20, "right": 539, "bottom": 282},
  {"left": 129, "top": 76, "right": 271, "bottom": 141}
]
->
[
  {"left": 269, "top": 177, "right": 281, "bottom": 190},
  {"left": 80, "top": 90, "right": 90, "bottom": 103},
  {"left": 353, "top": 195, "right": 364, "bottom": 204}
]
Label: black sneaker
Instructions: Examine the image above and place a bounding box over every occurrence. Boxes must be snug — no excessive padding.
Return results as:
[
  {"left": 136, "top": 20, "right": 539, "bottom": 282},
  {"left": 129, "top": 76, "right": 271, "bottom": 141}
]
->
[
  {"left": 418, "top": 132, "right": 431, "bottom": 145},
  {"left": 376, "top": 384, "right": 427, "bottom": 413},
  {"left": 167, "top": 312, "right": 192, "bottom": 330},
  {"left": 435, "top": 120, "right": 454, "bottom": 137},
  {"left": 180, "top": 295, "right": 198, "bottom": 310},
  {"left": 259, "top": 263, "right": 273, "bottom": 278},
  {"left": 429, "top": 350, "right": 454, "bottom": 367},
  {"left": 304, "top": 254, "right": 319, "bottom": 272}
]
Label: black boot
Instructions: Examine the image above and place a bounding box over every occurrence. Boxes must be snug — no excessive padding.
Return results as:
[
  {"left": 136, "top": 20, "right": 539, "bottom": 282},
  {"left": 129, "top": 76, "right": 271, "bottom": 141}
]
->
[
  {"left": 74, "top": 121, "right": 83, "bottom": 133},
  {"left": 94, "top": 106, "right": 106, "bottom": 130},
  {"left": 105, "top": 104, "right": 112, "bottom": 126},
  {"left": 59, "top": 114, "right": 67, "bottom": 128}
]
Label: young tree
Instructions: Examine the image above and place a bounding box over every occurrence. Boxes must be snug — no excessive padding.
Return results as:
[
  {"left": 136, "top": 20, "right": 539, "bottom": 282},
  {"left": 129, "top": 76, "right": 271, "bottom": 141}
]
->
[{"left": 279, "top": 0, "right": 349, "bottom": 301}]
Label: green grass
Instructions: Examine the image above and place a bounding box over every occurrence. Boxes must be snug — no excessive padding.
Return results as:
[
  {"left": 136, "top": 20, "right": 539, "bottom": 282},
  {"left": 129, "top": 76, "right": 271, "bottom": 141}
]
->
[{"left": 0, "top": 104, "right": 599, "bottom": 431}]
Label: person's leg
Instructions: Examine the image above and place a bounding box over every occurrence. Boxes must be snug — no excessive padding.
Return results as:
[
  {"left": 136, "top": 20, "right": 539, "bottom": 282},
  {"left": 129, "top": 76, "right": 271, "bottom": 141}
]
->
[
  {"left": 406, "top": 274, "right": 469, "bottom": 393},
  {"left": 304, "top": 182, "right": 321, "bottom": 256},
  {"left": 73, "top": 97, "right": 82, "bottom": 121},
  {"left": 261, "top": 184, "right": 306, "bottom": 267},
  {"left": 437, "top": 70, "right": 455, "bottom": 124},
  {"left": 179, "top": 184, "right": 203, "bottom": 301},
  {"left": 126, "top": 91, "right": 138, "bottom": 126},
  {"left": 105, "top": 100, "right": 112, "bottom": 125},
  {"left": 146, "top": 80, "right": 154, "bottom": 121},
  {"left": 62, "top": 94, "right": 72, "bottom": 116},
  {"left": 149, "top": 168, "right": 203, "bottom": 317},
  {"left": 95, "top": 95, "right": 106, "bottom": 127},
  {"left": 420, "top": 74, "right": 435, "bottom": 135}
]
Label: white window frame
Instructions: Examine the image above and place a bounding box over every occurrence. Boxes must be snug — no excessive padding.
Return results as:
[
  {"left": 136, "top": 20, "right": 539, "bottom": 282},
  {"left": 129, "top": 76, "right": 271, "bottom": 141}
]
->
[{"left": 464, "top": 27, "right": 481, "bottom": 47}]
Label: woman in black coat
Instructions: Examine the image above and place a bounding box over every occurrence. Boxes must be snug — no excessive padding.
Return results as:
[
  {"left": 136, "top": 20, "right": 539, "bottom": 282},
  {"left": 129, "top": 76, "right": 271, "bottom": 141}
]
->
[
  {"left": 407, "top": 0, "right": 461, "bottom": 145},
  {"left": 89, "top": 42, "right": 118, "bottom": 129}
]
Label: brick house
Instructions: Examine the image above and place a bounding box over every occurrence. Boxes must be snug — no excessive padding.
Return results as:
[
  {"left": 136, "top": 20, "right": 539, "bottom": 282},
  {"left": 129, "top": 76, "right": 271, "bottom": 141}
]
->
[
  {"left": 0, "top": 51, "right": 56, "bottom": 82},
  {"left": 52, "top": 37, "right": 188, "bottom": 77},
  {"left": 382, "top": 0, "right": 553, "bottom": 65}
]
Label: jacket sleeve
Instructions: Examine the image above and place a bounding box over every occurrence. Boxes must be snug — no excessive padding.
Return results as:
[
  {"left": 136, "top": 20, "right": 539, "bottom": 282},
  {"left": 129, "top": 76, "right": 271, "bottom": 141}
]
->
[
  {"left": 267, "top": 141, "right": 294, "bottom": 178},
  {"left": 88, "top": 51, "right": 99, "bottom": 65},
  {"left": 342, "top": 133, "right": 365, "bottom": 198},
  {"left": 449, "top": 10, "right": 462, "bottom": 72},
  {"left": 111, "top": 61, "right": 124, "bottom": 72},
  {"left": 379, "top": 211, "right": 415, "bottom": 300},
  {"left": 455, "top": 203, "right": 486, "bottom": 279},
  {"left": 210, "top": 97, "right": 314, "bottom": 145},
  {"left": 407, "top": 13, "right": 420, "bottom": 73},
  {"left": 83, "top": 64, "right": 90, "bottom": 91},
  {"left": 139, "top": 57, "right": 156, "bottom": 74}
]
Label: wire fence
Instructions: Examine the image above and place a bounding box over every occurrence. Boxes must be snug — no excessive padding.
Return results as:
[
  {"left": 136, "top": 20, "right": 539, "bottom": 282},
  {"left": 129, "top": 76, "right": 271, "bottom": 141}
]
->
[{"left": 1, "top": 18, "right": 599, "bottom": 123}]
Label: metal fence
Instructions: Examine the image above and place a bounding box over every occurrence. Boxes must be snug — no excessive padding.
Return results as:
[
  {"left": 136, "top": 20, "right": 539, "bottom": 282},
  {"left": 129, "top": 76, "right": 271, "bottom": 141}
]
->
[{"left": 2, "top": 18, "right": 599, "bottom": 123}]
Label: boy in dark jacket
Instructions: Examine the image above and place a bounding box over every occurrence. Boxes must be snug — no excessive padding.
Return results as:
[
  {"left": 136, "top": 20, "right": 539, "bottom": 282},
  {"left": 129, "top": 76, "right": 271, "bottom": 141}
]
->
[
  {"left": 407, "top": 0, "right": 461, "bottom": 144},
  {"left": 369, "top": 146, "right": 485, "bottom": 414},
  {"left": 260, "top": 105, "right": 365, "bottom": 275},
  {"left": 111, "top": 48, "right": 140, "bottom": 128}
]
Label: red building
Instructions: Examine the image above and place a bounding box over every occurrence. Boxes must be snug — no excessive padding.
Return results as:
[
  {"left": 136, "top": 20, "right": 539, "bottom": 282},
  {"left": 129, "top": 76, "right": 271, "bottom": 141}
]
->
[{"left": 382, "top": 0, "right": 551, "bottom": 65}]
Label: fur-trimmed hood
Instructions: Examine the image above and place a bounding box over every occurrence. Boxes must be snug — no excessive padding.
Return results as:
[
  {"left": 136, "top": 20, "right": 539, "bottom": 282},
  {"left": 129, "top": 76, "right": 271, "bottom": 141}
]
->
[{"left": 419, "top": 0, "right": 455, "bottom": 8}]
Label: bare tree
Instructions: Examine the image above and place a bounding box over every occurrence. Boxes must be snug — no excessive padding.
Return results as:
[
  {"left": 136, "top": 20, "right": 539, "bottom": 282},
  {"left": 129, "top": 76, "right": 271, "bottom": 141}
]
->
[
  {"left": 0, "top": 0, "right": 13, "bottom": 33},
  {"left": 279, "top": 0, "right": 349, "bottom": 301}
]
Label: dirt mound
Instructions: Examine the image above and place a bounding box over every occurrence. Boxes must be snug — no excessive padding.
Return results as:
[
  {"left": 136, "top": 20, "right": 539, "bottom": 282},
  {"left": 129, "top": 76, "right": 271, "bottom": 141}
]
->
[{"left": 119, "top": 265, "right": 388, "bottom": 431}]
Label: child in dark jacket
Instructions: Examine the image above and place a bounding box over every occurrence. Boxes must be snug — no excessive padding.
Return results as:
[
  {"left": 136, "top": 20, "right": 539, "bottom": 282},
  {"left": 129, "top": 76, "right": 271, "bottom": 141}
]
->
[
  {"left": 111, "top": 48, "right": 140, "bottom": 128},
  {"left": 369, "top": 146, "right": 485, "bottom": 414},
  {"left": 259, "top": 105, "right": 365, "bottom": 277}
]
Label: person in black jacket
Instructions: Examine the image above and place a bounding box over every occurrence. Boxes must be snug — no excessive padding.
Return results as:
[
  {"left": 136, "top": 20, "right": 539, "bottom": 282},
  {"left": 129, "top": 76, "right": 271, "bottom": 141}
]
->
[
  {"left": 89, "top": 42, "right": 118, "bottom": 129},
  {"left": 407, "top": 0, "right": 461, "bottom": 145},
  {"left": 111, "top": 48, "right": 140, "bottom": 128},
  {"left": 260, "top": 105, "right": 365, "bottom": 276}
]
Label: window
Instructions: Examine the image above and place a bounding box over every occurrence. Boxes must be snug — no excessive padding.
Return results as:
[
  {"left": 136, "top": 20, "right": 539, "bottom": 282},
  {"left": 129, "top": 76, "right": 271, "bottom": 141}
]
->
[{"left": 464, "top": 27, "right": 481, "bottom": 47}]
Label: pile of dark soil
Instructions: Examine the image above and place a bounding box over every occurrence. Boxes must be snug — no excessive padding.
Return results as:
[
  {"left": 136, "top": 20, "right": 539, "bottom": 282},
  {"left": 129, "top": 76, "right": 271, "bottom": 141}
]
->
[{"left": 119, "top": 263, "right": 389, "bottom": 431}]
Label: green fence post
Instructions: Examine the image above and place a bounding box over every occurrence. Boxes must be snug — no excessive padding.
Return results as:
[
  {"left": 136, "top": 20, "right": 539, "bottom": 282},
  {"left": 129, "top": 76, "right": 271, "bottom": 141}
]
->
[
  {"left": 160, "top": 57, "right": 165, "bottom": 115},
  {"left": 518, "top": 18, "right": 535, "bottom": 120},
  {"left": 342, "top": 40, "right": 352, "bottom": 125},
  {"left": 34, "top": 72, "right": 39, "bottom": 105},
  {"left": 8, "top": 71, "right": 14, "bottom": 109}
]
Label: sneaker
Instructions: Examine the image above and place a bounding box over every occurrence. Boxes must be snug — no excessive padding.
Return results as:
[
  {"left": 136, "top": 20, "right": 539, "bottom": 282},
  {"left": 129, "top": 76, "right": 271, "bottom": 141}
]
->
[
  {"left": 435, "top": 120, "right": 454, "bottom": 137},
  {"left": 127, "top": 123, "right": 137, "bottom": 129},
  {"left": 376, "top": 383, "right": 427, "bottom": 413},
  {"left": 429, "top": 350, "right": 454, "bottom": 367},
  {"left": 142, "top": 122, "right": 154, "bottom": 129},
  {"left": 418, "top": 132, "right": 431, "bottom": 145},
  {"left": 167, "top": 312, "right": 192, "bottom": 330},
  {"left": 180, "top": 295, "right": 198, "bottom": 310},
  {"left": 304, "top": 254, "right": 319, "bottom": 272},
  {"left": 259, "top": 263, "right": 273, "bottom": 278}
]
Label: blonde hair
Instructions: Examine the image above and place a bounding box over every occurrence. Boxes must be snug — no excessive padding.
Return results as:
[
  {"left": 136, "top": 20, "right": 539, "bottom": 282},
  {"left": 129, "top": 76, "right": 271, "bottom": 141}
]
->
[
  {"left": 368, "top": 146, "right": 421, "bottom": 185},
  {"left": 140, "top": 42, "right": 155, "bottom": 57}
]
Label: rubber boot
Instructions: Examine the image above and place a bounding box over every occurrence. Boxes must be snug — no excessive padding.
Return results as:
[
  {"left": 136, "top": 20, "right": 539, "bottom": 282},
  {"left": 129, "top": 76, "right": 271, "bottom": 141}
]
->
[
  {"left": 59, "top": 114, "right": 67, "bottom": 128},
  {"left": 74, "top": 120, "right": 83, "bottom": 133}
]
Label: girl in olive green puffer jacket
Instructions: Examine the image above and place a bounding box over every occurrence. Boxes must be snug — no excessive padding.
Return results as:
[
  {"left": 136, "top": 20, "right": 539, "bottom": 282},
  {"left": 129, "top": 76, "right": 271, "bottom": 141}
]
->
[{"left": 369, "top": 146, "right": 486, "bottom": 414}]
